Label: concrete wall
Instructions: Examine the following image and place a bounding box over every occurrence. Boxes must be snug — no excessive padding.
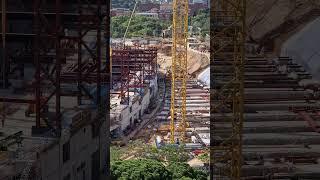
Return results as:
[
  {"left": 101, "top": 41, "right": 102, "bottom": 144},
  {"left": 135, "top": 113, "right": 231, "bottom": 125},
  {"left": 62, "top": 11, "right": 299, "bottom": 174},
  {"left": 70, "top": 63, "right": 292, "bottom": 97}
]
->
[
  {"left": 119, "top": 89, "right": 151, "bottom": 131},
  {"left": 141, "top": 89, "right": 151, "bottom": 113},
  {"left": 39, "top": 112, "right": 107, "bottom": 180},
  {"left": 281, "top": 17, "right": 320, "bottom": 79},
  {"left": 117, "top": 83, "right": 155, "bottom": 132},
  {"left": 149, "top": 74, "right": 158, "bottom": 98},
  {"left": 119, "top": 106, "right": 130, "bottom": 131}
]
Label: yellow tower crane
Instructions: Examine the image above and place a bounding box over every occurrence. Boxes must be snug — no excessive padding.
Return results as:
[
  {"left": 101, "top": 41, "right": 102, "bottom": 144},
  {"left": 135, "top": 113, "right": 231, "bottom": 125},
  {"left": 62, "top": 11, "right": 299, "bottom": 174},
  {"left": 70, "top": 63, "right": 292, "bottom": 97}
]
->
[
  {"left": 170, "top": 0, "right": 189, "bottom": 143},
  {"left": 211, "top": 0, "right": 246, "bottom": 179}
]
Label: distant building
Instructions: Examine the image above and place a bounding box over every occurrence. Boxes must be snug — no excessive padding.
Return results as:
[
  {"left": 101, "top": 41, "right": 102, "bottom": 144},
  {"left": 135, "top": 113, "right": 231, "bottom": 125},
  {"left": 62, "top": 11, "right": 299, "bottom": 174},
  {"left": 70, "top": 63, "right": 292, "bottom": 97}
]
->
[
  {"left": 137, "top": 3, "right": 160, "bottom": 12},
  {"left": 136, "top": 12, "right": 159, "bottom": 19},
  {"left": 111, "top": 8, "right": 131, "bottom": 17},
  {"left": 189, "top": 3, "right": 208, "bottom": 16},
  {"left": 160, "top": 3, "right": 172, "bottom": 12},
  {"left": 158, "top": 2, "right": 207, "bottom": 20},
  {"left": 159, "top": 3, "right": 173, "bottom": 20}
]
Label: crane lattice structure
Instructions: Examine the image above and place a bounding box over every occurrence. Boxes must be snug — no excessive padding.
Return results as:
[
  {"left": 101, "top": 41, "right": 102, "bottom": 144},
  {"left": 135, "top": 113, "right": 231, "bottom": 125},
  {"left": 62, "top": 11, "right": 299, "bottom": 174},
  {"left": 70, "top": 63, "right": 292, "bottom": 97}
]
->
[
  {"left": 211, "top": 0, "right": 246, "bottom": 179},
  {"left": 170, "top": 0, "right": 189, "bottom": 143}
]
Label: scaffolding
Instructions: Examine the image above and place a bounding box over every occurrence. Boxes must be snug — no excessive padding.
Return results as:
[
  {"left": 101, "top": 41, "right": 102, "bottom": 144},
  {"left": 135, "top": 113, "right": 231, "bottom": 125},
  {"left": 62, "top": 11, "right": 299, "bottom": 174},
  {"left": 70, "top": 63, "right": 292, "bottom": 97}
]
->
[
  {"left": 0, "top": 0, "right": 107, "bottom": 135},
  {"left": 0, "top": 0, "right": 108, "bottom": 178},
  {"left": 111, "top": 47, "right": 157, "bottom": 105},
  {"left": 211, "top": 0, "right": 246, "bottom": 179},
  {"left": 170, "top": 0, "right": 189, "bottom": 143}
]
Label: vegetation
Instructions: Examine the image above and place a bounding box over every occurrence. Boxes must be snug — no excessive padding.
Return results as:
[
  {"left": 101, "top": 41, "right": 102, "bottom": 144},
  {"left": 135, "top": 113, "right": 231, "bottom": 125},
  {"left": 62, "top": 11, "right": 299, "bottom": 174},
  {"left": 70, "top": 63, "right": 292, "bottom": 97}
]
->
[
  {"left": 196, "top": 148, "right": 209, "bottom": 164},
  {"left": 110, "top": 140, "right": 189, "bottom": 162},
  {"left": 167, "top": 162, "right": 208, "bottom": 180},
  {"left": 110, "top": 146, "right": 124, "bottom": 162},
  {"left": 191, "top": 9, "right": 210, "bottom": 37},
  {"left": 198, "top": 152, "right": 209, "bottom": 164},
  {"left": 110, "top": 8, "right": 209, "bottom": 38},
  {"left": 110, "top": 140, "right": 209, "bottom": 180},
  {"left": 111, "top": 159, "right": 207, "bottom": 180},
  {"left": 111, "top": 16, "right": 170, "bottom": 38},
  {"left": 111, "top": 159, "right": 172, "bottom": 180}
]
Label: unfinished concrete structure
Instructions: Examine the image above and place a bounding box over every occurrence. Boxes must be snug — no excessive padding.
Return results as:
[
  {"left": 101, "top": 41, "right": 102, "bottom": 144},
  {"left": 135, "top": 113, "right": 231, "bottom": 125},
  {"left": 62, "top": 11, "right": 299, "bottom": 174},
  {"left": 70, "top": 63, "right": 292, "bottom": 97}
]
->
[{"left": 0, "top": 1, "right": 109, "bottom": 179}]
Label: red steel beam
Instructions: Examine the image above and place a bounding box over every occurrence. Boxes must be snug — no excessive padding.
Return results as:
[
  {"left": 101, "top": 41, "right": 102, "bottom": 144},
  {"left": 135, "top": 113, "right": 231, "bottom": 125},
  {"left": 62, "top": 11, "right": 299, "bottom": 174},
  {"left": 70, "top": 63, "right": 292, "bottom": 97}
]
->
[
  {"left": 75, "top": 0, "right": 103, "bottom": 106},
  {"left": 0, "top": 97, "right": 35, "bottom": 104},
  {"left": 112, "top": 47, "right": 157, "bottom": 104}
]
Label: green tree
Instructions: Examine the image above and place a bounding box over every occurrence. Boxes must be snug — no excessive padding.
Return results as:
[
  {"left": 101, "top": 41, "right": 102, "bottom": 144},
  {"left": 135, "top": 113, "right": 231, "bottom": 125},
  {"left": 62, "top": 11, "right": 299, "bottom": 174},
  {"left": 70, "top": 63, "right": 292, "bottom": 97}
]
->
[
  {"left": 158, "top": 145, "right": 189, "bottom": 162},
  {"left": 110, "top": 146, "right": 123, "bottom": 162},
  {"left": 111, "top": 16, "right": 170, "bottom": 38},
  {"left": 198, "top": 152, "right": 209, "bottom": 164},
  {"left": 167, "top": 162, "right": 208, "bottom": 180},
  {"left": 111, "top": 159, "right": 172, "bottom": 180},
  {"left": 191, "top": 9, "right": 209, "bottom": 37}
]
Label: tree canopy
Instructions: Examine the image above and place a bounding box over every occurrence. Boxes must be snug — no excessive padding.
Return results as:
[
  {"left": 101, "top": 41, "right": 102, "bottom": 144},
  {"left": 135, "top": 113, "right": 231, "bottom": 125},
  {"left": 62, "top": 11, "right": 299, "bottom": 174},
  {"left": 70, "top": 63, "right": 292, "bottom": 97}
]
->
[
  {"left": 167, "top": 162, "right": 208, "bottom": 180},
  {"left": 111, "top": 16, "right": 170, "bottom": 38},
  {"left": 110, "top": 140, "right": 189, "bottom": 163},
  {"left": 111, "top": 159, "right": 208, "bottom": 180},
  {"left": 190, "top": 9, "right": 210, "bottom": 37},
  {"left": 110, "top": 140, "right": 209, "bottom": 179},
  {"left": 111, "top": 159, "right": 172, "bottom": 180}
]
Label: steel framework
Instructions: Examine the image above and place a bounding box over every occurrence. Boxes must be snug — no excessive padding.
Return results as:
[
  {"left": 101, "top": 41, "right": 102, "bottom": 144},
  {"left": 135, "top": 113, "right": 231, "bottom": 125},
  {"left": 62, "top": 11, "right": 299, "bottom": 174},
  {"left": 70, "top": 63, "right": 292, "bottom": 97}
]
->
[
  {"left": 1, "top": 0, "right": 106, "bottom": 135},
  {"left": 211, "top": 0, "right": 246, "bottom": 179},
  {"left": 111, "top": 47, "right": 157, "bottom": 104},
  {"left": 33, "top": 0, "right": 62, "bottom": 133},
  {"left": 170, "top": 0, "right": 189, "bottom": 143}
]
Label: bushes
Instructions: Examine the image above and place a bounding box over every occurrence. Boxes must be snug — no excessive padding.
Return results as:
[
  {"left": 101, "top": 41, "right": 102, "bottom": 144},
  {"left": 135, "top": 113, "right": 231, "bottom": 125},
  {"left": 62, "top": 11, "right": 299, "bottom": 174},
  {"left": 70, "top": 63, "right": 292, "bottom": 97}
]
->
[
  {"left": 167, "top": 162, "right": 207, "bottom": 180},
  {"left": 111, "top": 159, "right": 172, "bottom": 180},
  {"left": 111, "top": 159, "right": 208, "bottom": 180},
  {"left": 111, "top": 16, "right": 170, "bottom": 38}
]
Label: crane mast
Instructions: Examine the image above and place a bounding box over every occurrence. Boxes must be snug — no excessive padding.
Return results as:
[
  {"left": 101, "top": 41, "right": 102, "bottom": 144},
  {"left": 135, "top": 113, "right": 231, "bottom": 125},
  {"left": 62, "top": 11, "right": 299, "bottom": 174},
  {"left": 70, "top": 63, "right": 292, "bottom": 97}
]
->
[
  {"left": 170, "top": 0, "right": 189, "bottom": 143},
  {"left": 211, "top": 0, "right": 246, "bottom": 179}
]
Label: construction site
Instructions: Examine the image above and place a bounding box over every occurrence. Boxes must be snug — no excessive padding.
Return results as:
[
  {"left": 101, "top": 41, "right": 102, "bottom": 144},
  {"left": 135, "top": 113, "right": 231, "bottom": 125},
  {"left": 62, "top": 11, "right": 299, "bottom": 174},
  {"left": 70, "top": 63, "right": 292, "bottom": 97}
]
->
[
  {"left": 2, "top": 0, "right": 320, "bottom": 179},
  {"left": 110, "top": 0, "right": 320, "bottom": 179}
]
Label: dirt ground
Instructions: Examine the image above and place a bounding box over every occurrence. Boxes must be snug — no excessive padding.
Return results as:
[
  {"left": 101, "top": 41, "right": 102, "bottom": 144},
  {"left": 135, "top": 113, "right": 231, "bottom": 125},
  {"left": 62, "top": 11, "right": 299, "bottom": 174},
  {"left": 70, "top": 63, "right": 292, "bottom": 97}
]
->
[{"left": 157, "top": 50, "right": 209, "bottom": 76}]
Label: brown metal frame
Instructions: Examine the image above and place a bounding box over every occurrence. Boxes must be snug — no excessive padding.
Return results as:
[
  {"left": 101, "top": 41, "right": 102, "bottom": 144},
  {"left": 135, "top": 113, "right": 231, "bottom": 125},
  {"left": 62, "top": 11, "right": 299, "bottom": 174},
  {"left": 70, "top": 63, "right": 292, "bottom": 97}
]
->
[
  {"left": 1, "top": 0, "right": 106, "bottom": 135},
  {"left": 111, "top": 47, "right": 157, "bottom": 105}
]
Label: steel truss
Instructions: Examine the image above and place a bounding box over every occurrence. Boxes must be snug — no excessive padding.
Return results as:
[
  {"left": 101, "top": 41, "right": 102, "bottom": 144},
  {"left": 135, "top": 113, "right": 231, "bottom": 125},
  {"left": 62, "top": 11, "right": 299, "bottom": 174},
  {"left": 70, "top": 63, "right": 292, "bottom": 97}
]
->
[
  {"left": 111, "top": 47, "right": 157, "bottom": 105},
  {"left": 1, "top": 0, "right": 106, "bottom": 135},
  {"left": 170, "top": 0, "right": 189, "bottom": 143},
  {"left": 211, "top": 0, "right": 246, "bottom": 179}
]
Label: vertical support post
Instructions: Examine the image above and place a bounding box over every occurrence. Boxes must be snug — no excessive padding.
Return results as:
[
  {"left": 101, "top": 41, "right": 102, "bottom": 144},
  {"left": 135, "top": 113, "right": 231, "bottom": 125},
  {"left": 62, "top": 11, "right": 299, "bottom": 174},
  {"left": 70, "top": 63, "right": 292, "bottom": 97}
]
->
[
  {"left": 77, "top": 0, "right": 82, "bottom": 105},
  {"left": 1, "top": 0, "right": 7, "bottom": 88},
  {"left": 105, "top": 0, "right": 111, "bottom": 177},
  {"left": 55, "top": 0, "right": 61, "bottom": 132},
  {"left": 96, "top": 0, "right": 102, "bottom": 106},
  {"left": 211, "top": 0, "right": 246, "bottom": 179},
  {"left": 34, "top": 0, "right": 41, "bottom": 128}
]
